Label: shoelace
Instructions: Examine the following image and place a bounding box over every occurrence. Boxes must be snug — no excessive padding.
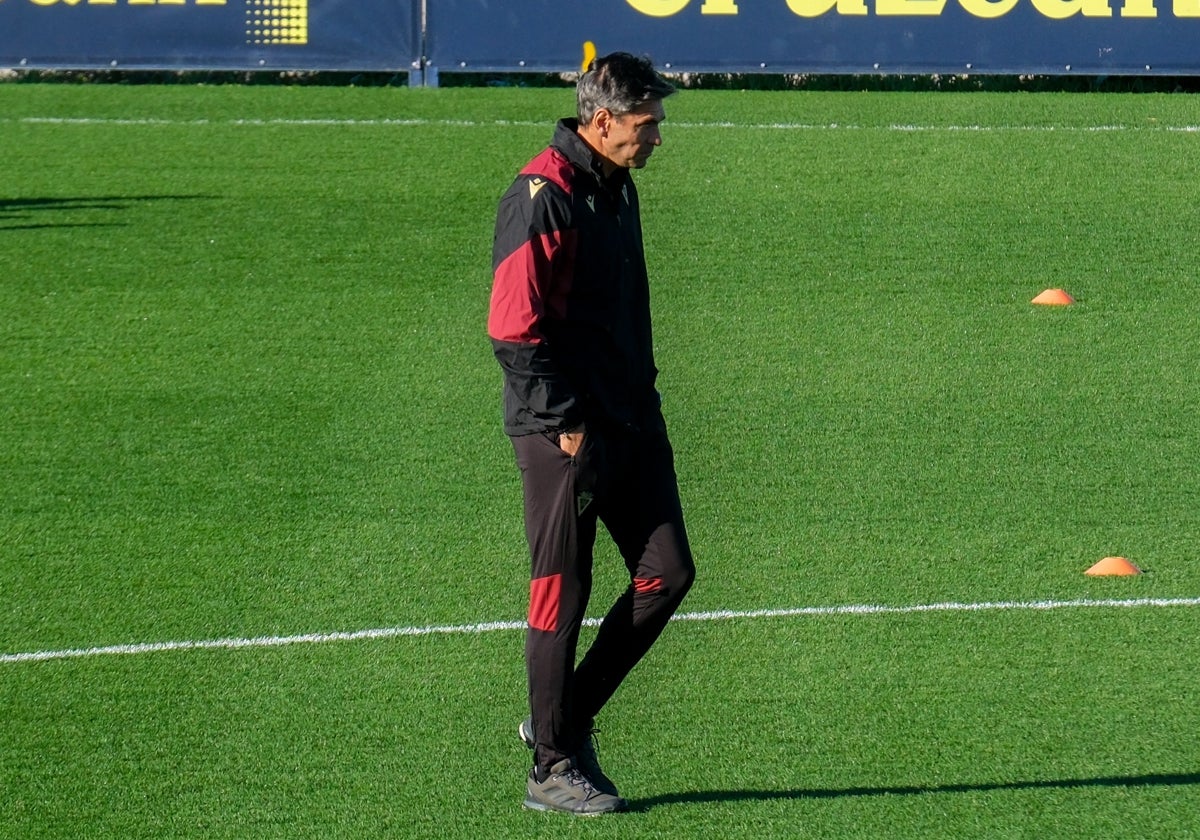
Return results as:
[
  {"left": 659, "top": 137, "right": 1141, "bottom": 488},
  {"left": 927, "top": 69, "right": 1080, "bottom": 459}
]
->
[{"left": 561, "top": 766, "right": 597, "bottom": 793}]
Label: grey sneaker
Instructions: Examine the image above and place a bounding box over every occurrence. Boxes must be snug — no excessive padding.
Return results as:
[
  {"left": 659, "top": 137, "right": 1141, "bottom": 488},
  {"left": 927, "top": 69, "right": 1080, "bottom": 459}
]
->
[
  {"left": 519, "top": 716, "right": 620, "bottom": 797},
  {"left": 523, "top": 758, "right": 627, "bottom": 815}
]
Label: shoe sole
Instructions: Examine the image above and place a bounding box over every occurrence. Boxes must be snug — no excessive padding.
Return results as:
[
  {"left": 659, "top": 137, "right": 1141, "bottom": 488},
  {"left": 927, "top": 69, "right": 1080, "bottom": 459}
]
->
[{"left": 522, "top": 796, "right": 628, "bottom": 816}]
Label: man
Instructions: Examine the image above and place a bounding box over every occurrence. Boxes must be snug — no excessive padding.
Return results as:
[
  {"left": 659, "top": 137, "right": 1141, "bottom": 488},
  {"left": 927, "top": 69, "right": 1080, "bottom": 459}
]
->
[{"left": 488, "top": 52, "right": 696, "bottom": 816}]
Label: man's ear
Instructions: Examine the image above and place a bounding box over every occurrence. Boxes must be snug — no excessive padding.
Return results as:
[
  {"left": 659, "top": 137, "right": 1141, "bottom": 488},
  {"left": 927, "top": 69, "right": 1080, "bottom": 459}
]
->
[{"left": 592, "top": 108, "right": 614, "bottom": 138}]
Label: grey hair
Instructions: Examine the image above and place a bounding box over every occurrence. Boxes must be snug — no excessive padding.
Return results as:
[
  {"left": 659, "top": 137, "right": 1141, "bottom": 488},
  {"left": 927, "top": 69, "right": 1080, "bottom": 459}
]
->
[{"left": 576, "top": 52, "right": 676, "bottom": 124}]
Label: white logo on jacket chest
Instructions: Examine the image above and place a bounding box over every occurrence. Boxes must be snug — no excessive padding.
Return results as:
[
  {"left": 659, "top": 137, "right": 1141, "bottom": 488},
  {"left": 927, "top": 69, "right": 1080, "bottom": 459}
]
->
[{"left": 585, "top": 194, "right": 595, "bottom": 213}]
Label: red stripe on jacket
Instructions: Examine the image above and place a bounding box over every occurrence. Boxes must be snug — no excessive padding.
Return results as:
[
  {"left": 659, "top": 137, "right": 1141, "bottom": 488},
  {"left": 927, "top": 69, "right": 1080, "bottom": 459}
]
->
[
  {"left": 487, "top": 228, "right": 576, "bottom": 344},
  {"left": 520, "top": 147, "right": 574, "bottom": 192}
]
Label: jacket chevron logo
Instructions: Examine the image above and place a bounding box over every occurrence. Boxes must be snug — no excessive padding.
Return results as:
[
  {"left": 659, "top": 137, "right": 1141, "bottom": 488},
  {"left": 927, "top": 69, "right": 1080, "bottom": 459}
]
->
[
  {"left": 528, "top": 178, "right": 547, "bottom": 199},
  {"left": 585, "top": 194, "right": 595, "bottom": 213}
]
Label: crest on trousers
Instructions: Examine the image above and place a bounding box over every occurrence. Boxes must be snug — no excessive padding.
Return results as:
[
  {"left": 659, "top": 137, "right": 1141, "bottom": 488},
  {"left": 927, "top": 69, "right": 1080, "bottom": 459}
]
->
[{"left": 577, "top": 490, "right": 594, "bottom": 516}]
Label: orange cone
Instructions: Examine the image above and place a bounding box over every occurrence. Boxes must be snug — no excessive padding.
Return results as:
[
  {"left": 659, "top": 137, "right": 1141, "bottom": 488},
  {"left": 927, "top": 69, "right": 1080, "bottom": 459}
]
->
[
  {"left": 1032, "top": 288, "right": 1075, "bottom": 305},
  {"left": 1085, "top": 556, "right": 1142, "bottom": 576}
]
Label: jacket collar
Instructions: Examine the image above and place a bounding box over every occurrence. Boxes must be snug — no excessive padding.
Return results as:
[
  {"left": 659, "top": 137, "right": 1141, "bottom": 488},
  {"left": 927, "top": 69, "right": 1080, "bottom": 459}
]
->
[{"left": 553, "top": 118, "right": 629, "bottom": 194}]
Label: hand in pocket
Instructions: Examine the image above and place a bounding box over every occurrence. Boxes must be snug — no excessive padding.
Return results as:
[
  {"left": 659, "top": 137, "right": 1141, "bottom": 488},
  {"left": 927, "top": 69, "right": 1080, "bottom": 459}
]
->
[{"left": 558, "top": 424, "right": 586, "bottom": 457}]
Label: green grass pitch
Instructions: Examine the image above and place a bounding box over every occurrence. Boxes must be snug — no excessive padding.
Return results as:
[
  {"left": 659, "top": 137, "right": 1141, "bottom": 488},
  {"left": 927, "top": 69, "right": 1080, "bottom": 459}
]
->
[{"left": 2, "top": 82, "right": 1199, "bottom": 838}]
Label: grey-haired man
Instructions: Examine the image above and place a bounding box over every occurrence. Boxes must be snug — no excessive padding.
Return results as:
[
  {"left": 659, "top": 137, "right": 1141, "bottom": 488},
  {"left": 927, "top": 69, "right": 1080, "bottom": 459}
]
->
[{"left": 489, "top": 53, "right": 696, "bottom": 815}]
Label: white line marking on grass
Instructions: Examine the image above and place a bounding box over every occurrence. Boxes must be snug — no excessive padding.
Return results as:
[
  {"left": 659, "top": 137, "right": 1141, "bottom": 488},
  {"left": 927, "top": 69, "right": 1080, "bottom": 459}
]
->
[
  {"left": 0, "top": 620, "right": 525, "bottom": 665},
  {"left": 7, "top": 116, "right": 1200, "bottom": 133},
  {"left": 3, "top": 597, "right": 1198, "bottom": 665},
  {"left": 9, "top": 116, "right": 547, "bottom": 128},
  {"left": 672, "top": 596, "right": 1200, "bottom": 622}
]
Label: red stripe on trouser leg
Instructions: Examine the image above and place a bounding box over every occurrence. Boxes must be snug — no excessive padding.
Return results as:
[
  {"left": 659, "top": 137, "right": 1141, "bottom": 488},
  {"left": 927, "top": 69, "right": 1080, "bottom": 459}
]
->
[
  {"left": 633, "top": 577, "right": 662, "bottom": 594},
  {"left": 529, "top": 573, "right": 563, "bottom": 632}
]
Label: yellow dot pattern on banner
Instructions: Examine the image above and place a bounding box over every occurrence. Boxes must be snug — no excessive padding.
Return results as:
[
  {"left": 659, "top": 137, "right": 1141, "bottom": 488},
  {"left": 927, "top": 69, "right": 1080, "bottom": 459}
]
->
[{"left": 246, "top": 0, "right": 308, "bottom": 46}]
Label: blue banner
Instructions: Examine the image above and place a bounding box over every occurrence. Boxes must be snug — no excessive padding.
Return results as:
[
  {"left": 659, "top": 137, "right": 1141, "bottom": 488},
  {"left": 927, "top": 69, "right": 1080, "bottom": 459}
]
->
[
  {"left": 428, "top": 0, "right": 1200, "bottom": 76},
  {"left": 0, "top": 0, "right": 419, "bottom": 71},
  {"left": 3, "top": 0, "right": 1199, "bottom": 75}
]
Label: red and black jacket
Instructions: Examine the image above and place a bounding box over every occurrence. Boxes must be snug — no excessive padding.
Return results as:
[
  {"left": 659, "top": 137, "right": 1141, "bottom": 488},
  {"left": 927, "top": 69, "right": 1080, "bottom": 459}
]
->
[{"left": 489, "top": 119, "right": 661, "bottom": 437}]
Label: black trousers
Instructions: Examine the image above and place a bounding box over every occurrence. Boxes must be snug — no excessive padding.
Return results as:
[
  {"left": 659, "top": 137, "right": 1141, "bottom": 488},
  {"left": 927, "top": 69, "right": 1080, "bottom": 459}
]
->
[{"left": 511, "top": 423, "right": 696, "bottom": 772}]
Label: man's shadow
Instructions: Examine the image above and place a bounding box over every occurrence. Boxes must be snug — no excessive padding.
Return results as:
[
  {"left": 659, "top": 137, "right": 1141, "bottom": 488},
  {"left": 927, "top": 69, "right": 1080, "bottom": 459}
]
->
[
  {"left": 0, "top": 195, "right": 210, "bottom": 231},
  {"left": 630, "top": 771, "right": 1200, "bottom": 811}
]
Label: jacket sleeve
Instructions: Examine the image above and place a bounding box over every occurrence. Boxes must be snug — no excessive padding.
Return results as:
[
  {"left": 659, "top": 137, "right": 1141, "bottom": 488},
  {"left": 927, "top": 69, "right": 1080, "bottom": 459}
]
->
[{"left": 488, "top": 178, "right": 582, "bottom": 435}]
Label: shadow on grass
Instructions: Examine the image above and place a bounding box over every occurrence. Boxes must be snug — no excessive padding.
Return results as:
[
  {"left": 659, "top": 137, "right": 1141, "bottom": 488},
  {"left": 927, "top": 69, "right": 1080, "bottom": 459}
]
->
[
  {"left": 631, "top": 771, "right": 1200, "bottom": 811},
  {"left": 0, "top": 195, "right": 212, "bottom": 231}
]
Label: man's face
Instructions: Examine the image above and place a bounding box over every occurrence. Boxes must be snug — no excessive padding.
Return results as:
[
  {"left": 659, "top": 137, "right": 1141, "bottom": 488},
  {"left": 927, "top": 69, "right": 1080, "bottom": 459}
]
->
[{"left": 603, "top": 99, "right": 666, "bottom": 171}]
